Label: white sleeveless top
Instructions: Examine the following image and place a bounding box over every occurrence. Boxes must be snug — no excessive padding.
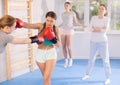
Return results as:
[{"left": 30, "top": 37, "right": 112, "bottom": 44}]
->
[{"left": 62, "top": 11, "right": 75, "bottom": 30}]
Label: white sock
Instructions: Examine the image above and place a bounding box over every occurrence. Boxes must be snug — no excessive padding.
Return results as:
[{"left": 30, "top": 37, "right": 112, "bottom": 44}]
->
[
  {"left": 64, "top": 59, "right": 68, "bottom": 68},
  {"left": 105, "top": 78, "right": 110, "bottom": 85},
  {"left": 69, "top": 59, "right": 73, "bottom": 67}
]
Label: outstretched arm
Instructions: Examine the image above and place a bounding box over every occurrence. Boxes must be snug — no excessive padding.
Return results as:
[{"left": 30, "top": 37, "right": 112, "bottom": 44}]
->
[
  {"left": 10, "top": 38, "right": 31, "bottom": 44},
  {"left": 10, "top": 34, "right": 44, "bottom": 45},
  {"left": 16, "top": 18, "right": 42, "bottom": 29},
  {"left": 23, "top": 22, "right": 42, "bottom": 29}
]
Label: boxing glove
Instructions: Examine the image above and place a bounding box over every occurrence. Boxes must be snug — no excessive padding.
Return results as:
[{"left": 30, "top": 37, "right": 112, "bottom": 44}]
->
[
  {"left": 16, "top": 18, "right": 24, "bottom": 28},
  {"left": 43, "top": 27, "right": 57, "bottom": 44},
  {"left": 30, "top": 34, "right": 44, "bottom": 45}
]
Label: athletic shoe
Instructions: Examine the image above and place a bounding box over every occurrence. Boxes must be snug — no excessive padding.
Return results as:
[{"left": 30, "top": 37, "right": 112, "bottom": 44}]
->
[
  {"left": 82, "top": 75, "right": 90, "bottom": 80},
  {"left": 105, "top": 78, "right": 110, "bottom": 85},
  {"left": 68, "top": 59, "right": 73, "bottom": 67}
]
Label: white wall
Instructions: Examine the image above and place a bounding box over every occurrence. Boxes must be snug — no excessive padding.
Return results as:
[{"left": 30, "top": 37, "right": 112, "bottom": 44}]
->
[
  {"left": 107, "top": 33, "right": 120, "bottom": 58},
  {"left": 0, "top": 1, "right": 7, "bottom": 82},
  {"left": 58, "top": 31, "right": 120, "bottom": 60},
  {"left": 1, "top": 0, "right": 120, "bottom": 83},
  {"left": 0, "top": 0, "right": 65, "bottom": 82},
  {"left": 0, "top": 1, "right": 2, "bottom": 17}
]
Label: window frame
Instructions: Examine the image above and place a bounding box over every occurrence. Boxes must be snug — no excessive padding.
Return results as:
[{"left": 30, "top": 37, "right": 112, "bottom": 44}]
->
[{"left": 67, "top": 0, "right": 120, "bottom": 34}]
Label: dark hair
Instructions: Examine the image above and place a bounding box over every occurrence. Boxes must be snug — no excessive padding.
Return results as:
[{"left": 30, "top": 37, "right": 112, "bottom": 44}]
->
[
  {"left": 100, "top": 4, "right": 107, "bottom": 16},
  {"left": 0, "top": 15, "right": 16, "bottom": 28},
  {"left": 65, "top": 2, "right": 71, "bottom": 5},
  {"left": 64, "top": 2, "right": 72, "bottom": 11},
  {"left": 46, "top": 11, "right": 57, "bottom": 20}
]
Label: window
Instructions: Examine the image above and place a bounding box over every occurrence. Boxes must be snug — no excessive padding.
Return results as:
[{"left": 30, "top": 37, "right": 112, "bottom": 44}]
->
[
  {"left": 89, "top": 0, "right": 107, "bottom": 19},
  {"left": 68, "top": 0, "right": 120, "bottom": 32},
  {"left": 110, "top": 0, "right": 120, "bottom": 30},
  {"left": 69, "top": 0, "right": 84, "bottom": 31}
]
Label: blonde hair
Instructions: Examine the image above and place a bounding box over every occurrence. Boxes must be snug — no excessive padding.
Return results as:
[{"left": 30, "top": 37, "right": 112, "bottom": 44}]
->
[{"left": 0, "top": 15, "right": 16, "bottom": 29}]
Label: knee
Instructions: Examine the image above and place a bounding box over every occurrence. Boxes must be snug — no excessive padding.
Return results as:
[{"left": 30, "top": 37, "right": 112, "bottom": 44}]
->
[
  {"left": 67, "top": 46, "right": 71, "bottom": 51},
  {"left": 104, "top": 60, "right": 110, "bottom": 68},
  {"left": 43, "top": 75, "right": 50, "bottom": 82},
  {"left": 62, "top": 45, "right": 66, "bottom": 49},
  {"left": 62, "top": 46, "right": 67, "bottom": 51},
  {"left": 104, "top": 59, "right": 110, "bottom": 64}
]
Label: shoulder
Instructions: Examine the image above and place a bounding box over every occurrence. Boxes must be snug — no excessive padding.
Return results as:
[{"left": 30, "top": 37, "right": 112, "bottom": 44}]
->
[
  {"left": 62, "top": 12, "right": 66, "bottom": 15},
  {"left": 5, "top": 34, "right": 14, "bottom": 43},
  {"left": 55, "top": 26, "right": 59, "bottom": 29},
  {"left": 54, "top": 26, "right": 59, "bottom": 32},
  {"left": 70, "top": 11, "right": 75, "bottom": 15},
  {"left": 104, "top": 16, "right": 110, "bottom": 20},
  {"left": 0, "top": 32, "right": 13, "bottom": 40},
  {"left": 90, "top": 16, "right": 98, "bottom": 21},
  {"left": 104, "top": 16, "right": 110, "bottom": 23},
  {"left": 92, "top": 16, "right": 97, "bottom": 19},
  {"left": 37, "top": 23, "right": 45, "bottom": 32}
]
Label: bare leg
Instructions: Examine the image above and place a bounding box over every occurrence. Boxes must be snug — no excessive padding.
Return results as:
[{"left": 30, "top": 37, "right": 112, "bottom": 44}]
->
[
  {"left": 61, "top": 35, "right": 67, "bottom": 59},
  {"left": 61, "top": 35, "right": 68, "bottom": 67},
  {"left": 43, "top": 59, "right": 56, "bottom": 85},
  {"left": 36, "top": 59, "right": 56, "bottom": 85},
  {"left": 36, "top": 61, "right": 45, "bottom": 76},
  {"left": 66, "top": 34, "right": 72, "bottom": 59},
  {"left": 66, "top": 34, "right": 73, "bottom": 67}
]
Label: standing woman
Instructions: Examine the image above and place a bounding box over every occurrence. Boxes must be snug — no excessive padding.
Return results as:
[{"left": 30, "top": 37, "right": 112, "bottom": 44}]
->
[
  {"left": 59, "top": 2, "right": 81, "bottom": 68},
  {"left": 82, "top": 4, "right": 111, "bottom": 85},
  {"left": 22, "top": 11, "right": 60, "bottom": 85}
]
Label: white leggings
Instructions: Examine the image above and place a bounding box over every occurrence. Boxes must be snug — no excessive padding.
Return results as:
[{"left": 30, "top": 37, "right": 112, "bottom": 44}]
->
[{"left": 86, "top": 41, "right": 111, "bottom": 78}]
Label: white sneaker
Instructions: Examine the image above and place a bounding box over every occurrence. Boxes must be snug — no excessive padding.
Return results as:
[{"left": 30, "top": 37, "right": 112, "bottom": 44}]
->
[
  {"left": 68, "top": 59, "right": 73, "bottom": 67},
  {"left": 105, "top": 78, "right": 110, "bottom": 85},
  {"left": 82, "top": 75, "right": 90, "bottom": 80},
  {"left": 64, "top": 59, "right": 68, "bottom": 68}
]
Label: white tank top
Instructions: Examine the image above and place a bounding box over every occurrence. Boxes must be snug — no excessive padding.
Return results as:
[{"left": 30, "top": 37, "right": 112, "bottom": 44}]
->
[{"left": 62, "top": 11, "right": 75, "bottom": 30}]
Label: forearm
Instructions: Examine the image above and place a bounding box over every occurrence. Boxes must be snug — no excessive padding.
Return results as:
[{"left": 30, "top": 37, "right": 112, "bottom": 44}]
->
[
  {"left": 54, "top": 40, "right": 60, "bottom": 47},
  {"left": 23, "top": 22, "right": 41, "bottom": 29},
  {"left": 11, "top": 38, "right": 31, "bottom": 44},
  {"left": 92, "top": 27, "right": 100, "bottom": 32},
  {"left": 92, "top": 26, "right": 106, "bottom": 32}
]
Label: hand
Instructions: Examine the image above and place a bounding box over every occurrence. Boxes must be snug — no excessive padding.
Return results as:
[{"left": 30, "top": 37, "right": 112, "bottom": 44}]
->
[
  {"left": 82, "top": 24, "right": 87, "bottom": 28},
  {"left": 92, "top": 27, "right": 101, "bottom": 32}
]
